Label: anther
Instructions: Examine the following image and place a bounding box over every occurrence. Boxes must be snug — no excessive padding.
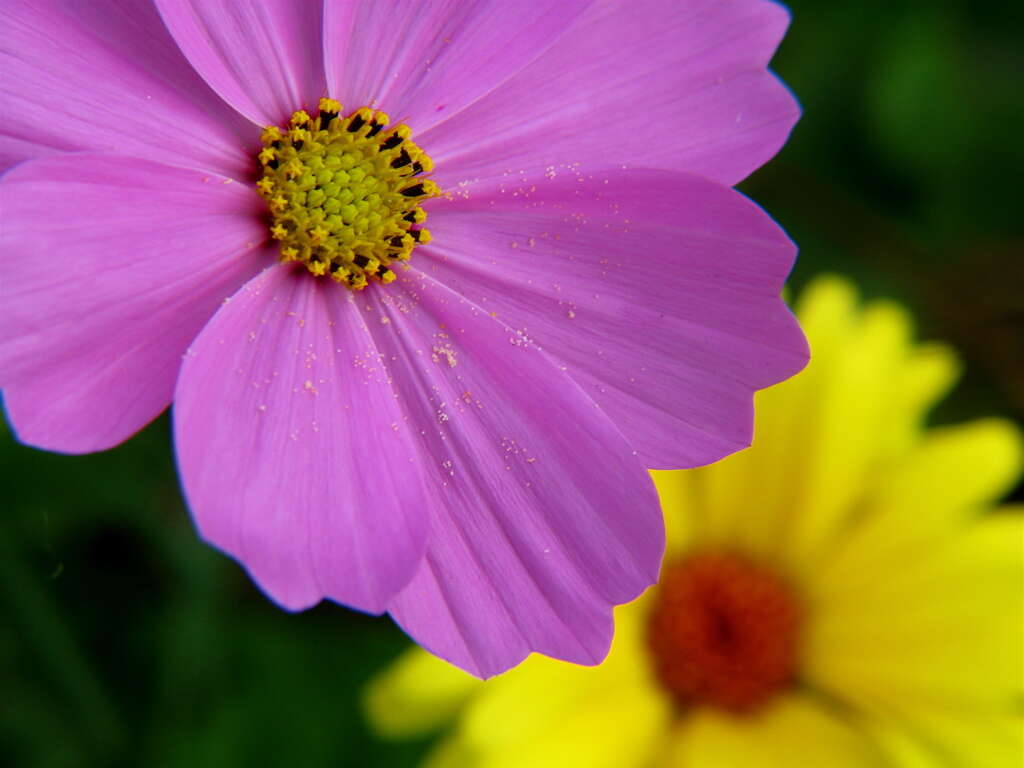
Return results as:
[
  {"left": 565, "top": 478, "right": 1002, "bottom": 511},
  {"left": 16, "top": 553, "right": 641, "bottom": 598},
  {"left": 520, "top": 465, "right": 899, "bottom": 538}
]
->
[
  {"left": 380, "top": 126, "right": 411, "bottom": 151},
  {"left": 347, "top": 108, "right": 374, "bottom": 133},
  {"left": 391, "top": 150, "right": 413, "bottom": 169},
  {"left": 318, "top": 97, "right": 340, "bottom": 128}
]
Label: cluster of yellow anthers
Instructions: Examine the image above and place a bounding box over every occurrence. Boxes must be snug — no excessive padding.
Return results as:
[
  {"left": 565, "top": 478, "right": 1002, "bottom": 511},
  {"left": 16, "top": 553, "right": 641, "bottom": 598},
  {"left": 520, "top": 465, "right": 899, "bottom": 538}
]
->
[{"left": 256, "top": 98, "right": 440, "bottom": 290}]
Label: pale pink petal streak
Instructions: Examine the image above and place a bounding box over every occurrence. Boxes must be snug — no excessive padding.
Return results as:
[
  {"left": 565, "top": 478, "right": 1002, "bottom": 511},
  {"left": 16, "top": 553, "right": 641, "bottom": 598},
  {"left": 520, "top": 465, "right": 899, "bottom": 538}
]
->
[
  {"left": 418, "top": 168, "right": 808, "bottom": 469},
  {"left": 173, "top": 266, "right": 430, "bottom": 614},
  {"left": 155, "top": 0, "right": 326, "bottom": 126},
  {"left": 0, "top": 0, "right": 254, "bottom": 178},
  {"left": 425, "top": 0, "right": 798, "bottom": 191},
  {"left": 363, "top": 275, "right": 663, "bottom": 677},
  {"left": 322, "top": 0, "right": 592, "bottom": 135},
  {"left": 0, "top": 154, "right": 268, "bottom": 453}
]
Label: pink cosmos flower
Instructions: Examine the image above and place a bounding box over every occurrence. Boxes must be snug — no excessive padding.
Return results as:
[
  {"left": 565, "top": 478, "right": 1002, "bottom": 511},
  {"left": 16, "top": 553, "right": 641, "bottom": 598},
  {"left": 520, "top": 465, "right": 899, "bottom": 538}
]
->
[{"left": 0, "top": 0, "right": 807, "bottom": 677}]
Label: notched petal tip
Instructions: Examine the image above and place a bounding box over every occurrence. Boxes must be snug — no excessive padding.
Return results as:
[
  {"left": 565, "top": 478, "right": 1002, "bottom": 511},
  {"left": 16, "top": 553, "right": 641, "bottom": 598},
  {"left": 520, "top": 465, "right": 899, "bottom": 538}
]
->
[
  {"left": 376, "top": 273, "right": 664, "bottom": 679},
  {"left": 0, "top": 153, "right": 264, "bottom": 457},
  {"left": 422, "top": 169, "right": 810, "bottom": 470},
  {"left": 174, "top": 266, "right": 431, "bottom": 617}
]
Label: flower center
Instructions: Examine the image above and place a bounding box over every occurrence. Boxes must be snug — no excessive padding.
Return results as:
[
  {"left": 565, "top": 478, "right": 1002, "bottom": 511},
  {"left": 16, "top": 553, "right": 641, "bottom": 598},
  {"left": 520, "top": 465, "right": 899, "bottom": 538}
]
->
[
  {"left": 256, "top": 98, "right": 440, "bottom": 290},
  {"left": 646, "top": 552, "right": 802, "bottom": 713}
]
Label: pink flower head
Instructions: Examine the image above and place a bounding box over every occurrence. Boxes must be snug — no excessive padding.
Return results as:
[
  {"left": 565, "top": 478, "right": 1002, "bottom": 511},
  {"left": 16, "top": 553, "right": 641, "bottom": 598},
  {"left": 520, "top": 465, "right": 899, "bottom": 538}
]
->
[{"left": 0, "top": 0, "right": 807, "bottom": 677}]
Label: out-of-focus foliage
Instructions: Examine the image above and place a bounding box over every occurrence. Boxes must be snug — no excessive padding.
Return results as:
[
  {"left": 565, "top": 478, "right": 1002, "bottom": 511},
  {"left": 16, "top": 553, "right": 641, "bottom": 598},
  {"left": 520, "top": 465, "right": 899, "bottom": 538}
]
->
[
  {"left": 750, "top": 0, "right": 1024, "bottom": 423},
  {"left": 2, "top": 1, "right": 1021, "bottom": 766},
  {"left": 0, "top": 417, "right": 427, "bottom": 767}
]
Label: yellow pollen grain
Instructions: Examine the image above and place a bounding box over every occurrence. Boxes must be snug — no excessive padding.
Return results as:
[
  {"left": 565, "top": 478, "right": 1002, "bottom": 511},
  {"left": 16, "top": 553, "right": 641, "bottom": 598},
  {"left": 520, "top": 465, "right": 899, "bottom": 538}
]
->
[{"left": 256, "top": 102, "right": 439, "bottom": 290}]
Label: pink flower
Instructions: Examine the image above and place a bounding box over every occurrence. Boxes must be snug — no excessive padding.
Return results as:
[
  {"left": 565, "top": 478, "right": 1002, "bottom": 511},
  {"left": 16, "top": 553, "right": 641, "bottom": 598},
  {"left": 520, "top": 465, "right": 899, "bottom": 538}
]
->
[{"left": 0, "top": 0, "right": 807, "bottom": 677}]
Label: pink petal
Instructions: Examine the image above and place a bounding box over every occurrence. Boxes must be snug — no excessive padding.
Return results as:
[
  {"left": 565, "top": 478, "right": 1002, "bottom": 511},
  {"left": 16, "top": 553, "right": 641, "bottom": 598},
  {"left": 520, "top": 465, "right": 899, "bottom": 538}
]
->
[
  {"left": 0, "top": 136, "right": 61, "bottom": 175},
  {"left": 0, "top": 0, "right": 254, "bottom": 178},
  {"left": 0, "top": 153, "right": 267, "bottom": 453},
  {"left": 363, "top": 274, "right": 663, "bottom": 678},
  {"left": 155, "top": 0, "right": 326, "bottom": 126},
  {"left": 322, "top": 0, "right": 591, "bottom": 134},
  {"left": 424, "top": 0, "right": 798, "bottom": 191},
  {"left": 417, "top": 168, "right": 808, "bottom": 469},
  {"left": 173, "top": 266, "right": 430, "bottom": 614}
]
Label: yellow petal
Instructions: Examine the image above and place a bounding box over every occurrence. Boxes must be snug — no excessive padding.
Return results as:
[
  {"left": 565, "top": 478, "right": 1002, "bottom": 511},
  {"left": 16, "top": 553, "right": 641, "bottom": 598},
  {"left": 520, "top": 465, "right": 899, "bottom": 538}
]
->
[
  {"left": 813, "top": 419, "right": 1023, "bottom": 592},
  {"left": 416, "top": 597, "right": 664, "bottom": 768},
  {"left": 875, "top": 708, "right": 1024, "bottom": 768},
  {"left": 881, "top": 342, "right": 959, "bottom": 457},
  {"left": 676, "top": 277, "right": 959, "bottom": 576},
  {"left": 859, "top": 720, "right": 939, "bottom": 768},
  {"left": 458, "top": 600, "right": 654, "bottom": 749},
  {"left": 464, "top": 681, "right": 671, "bottom": 768},
  {"left": 804, "top": 514, "right": 1024, "bottom": 709},
  {"left": 363, "top": 647, "right": 480, "bottom": 738},
  {"left": 677, "top": 279, "right": 861, "bottom": 552},
  {"left": 859, "top": 712, "right": 1024, "bottom": 768},
  {"left": 459, "top": 656, "right": 606, "bottom": 748},
  {"left": 650, "top": 469, "right": 695, "bottom": 556},
  {"left": 872, "top": 418, "right": 1021, "bottom": 528},
  {"left": 663, "top": 692, "right": 880, "bottom": 767},
  {"left": 422, "top": 736, "right": 478, "bottom": 768},
  {"left": 784, "top": 300, "right": 917, "bottom": 569}
]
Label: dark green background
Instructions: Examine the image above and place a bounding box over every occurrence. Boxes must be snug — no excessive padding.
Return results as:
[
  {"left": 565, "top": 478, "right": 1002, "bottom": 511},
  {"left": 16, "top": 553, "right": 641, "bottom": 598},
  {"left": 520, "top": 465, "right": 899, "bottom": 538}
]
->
[{"left": 3, "top": 2, "right": 1022, "bottom": 765}]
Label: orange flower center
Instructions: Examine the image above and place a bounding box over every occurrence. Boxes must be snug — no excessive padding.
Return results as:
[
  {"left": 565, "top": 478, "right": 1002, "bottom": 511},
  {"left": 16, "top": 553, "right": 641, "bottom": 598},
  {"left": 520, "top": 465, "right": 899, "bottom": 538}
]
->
[{"left": 646, "top": 552, "right": 802, "bottom": 713}]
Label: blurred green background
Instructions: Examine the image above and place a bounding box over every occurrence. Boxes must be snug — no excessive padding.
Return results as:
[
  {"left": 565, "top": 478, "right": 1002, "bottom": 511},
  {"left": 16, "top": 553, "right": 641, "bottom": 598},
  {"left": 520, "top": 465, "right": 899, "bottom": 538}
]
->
[{"left": 3, "top": 1, "right": 1022, "bottom": 765}]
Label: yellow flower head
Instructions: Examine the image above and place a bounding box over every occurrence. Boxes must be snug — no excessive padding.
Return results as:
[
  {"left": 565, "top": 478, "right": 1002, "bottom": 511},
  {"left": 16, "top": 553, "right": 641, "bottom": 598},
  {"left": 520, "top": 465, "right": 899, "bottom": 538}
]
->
[{"left": 365, "top": 276, "right": 1024, "bottom": 768}]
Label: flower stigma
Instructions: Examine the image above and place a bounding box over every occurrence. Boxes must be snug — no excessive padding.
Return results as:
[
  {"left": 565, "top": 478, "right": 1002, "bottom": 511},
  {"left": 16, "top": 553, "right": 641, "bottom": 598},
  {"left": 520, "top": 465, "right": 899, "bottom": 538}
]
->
[
  {"left": 646, "top": 553, "right": 803, "bottom": 713},
  {"left": 257, "top": 98, "right": 440, "bottom": 290}
]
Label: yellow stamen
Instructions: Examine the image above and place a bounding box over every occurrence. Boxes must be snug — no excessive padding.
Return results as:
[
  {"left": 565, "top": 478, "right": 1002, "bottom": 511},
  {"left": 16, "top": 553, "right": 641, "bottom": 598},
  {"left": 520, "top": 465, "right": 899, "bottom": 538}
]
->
[
  {"left": 318, "top": 97, "right": 342, "bottom": 114},
  {"left": 256, "top": 102, "right": 440, "bottom": 290}
]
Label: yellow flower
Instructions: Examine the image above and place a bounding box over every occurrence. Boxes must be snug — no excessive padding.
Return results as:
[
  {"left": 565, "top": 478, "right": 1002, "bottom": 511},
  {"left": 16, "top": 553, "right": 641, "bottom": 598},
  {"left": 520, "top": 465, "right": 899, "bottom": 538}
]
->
[{"left": 364, "top": 276, "right": 1024, "bottom": 768}]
